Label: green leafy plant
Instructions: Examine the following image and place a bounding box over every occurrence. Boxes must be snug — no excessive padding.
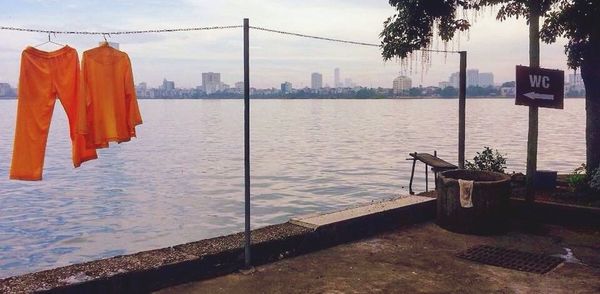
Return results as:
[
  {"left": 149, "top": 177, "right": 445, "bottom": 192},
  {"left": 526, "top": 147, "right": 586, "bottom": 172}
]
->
[
  {"left": 589, "top": 168, "right": 600, "bottom": 193},
  {"left": 567, "top": 164, "right": 588, "bottom": 192},
  {"left": 465, "top": 147, "right": 507, "bottom": 173}
]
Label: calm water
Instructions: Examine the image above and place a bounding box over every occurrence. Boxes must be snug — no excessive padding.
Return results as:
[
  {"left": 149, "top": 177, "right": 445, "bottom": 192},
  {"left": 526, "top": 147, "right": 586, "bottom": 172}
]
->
[{"left": 0, "top": 99, "right": 585, "bottom": 277}]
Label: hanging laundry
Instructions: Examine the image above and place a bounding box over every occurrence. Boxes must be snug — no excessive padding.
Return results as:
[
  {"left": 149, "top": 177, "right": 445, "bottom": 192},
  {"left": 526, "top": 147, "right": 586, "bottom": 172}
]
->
[
  {"left": 79, "top": 42, "right": 142, "bottom": 149},
  {"left": 10, "top": 46, "right": 98, "bottom": 181}
]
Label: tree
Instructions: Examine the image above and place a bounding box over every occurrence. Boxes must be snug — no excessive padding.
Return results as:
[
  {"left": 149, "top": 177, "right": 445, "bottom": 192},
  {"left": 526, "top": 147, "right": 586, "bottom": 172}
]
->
[
  {"left": 501, "top": 81, "right": 516, "bottom": 87},
  {"left": 540, "top": 0, "right": 600, "bottom": 173},
  {"left": 409, "top": 87, "right": 423, "bottom": 96},
  {"left": 381, "top": 0, "right": 600, "bottom": 173},
  {"left": 441, "top": 86, "right": 458, "bottom": 97}
]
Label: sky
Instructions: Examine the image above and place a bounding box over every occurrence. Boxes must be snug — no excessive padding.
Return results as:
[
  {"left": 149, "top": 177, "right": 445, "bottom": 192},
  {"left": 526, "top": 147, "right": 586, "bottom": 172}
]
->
[{"left": 0, "top": 0, "right": 574, "bottom": 89}]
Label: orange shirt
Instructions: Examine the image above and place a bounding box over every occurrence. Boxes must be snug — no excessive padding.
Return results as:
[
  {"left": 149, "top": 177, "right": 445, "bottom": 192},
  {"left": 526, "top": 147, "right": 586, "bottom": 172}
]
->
[{"left": 80, "top": 43, "right": 142, "bottom": 148}]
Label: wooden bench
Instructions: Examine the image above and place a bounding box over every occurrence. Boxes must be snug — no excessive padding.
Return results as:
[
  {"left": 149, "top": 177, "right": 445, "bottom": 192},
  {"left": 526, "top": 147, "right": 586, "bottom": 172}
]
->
[{"left": 408, "top": 152, "right": 458, "bottom": 195}]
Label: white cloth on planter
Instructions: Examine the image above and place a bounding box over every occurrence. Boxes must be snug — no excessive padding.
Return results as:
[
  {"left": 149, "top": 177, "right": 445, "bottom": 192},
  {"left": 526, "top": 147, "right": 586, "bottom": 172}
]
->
[{"left": 458, "top": 179, "right": 474, "bottom": 208}]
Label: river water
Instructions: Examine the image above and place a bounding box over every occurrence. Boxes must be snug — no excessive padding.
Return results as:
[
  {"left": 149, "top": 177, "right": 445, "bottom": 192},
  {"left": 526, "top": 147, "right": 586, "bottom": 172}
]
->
[{"left": 0, "top": 98, "right": 586, "bottom": 277}]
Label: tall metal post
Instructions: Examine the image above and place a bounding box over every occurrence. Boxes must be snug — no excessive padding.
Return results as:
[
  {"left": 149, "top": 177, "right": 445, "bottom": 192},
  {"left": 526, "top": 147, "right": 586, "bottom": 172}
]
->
[
  {"left": 458, "top": 51, "right": 467, "bottom": 169},
  {"left": 243, "top": 18, "right": 251, "bottom": 268},
  {"left": 526, "top": 10, "right": 540, "bottom": 207}
]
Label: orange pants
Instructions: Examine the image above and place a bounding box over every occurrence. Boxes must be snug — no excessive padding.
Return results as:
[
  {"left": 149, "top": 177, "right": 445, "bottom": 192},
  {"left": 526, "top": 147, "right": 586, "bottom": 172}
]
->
[{"left": 10, "top": 46, "right": 97, "bottom": 181}]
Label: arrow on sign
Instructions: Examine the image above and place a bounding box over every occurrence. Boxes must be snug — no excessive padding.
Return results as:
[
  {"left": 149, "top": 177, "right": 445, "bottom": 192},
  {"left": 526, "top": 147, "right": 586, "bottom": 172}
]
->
[{"left": 524, "top": 92, "right": 554, "bottom": 100}]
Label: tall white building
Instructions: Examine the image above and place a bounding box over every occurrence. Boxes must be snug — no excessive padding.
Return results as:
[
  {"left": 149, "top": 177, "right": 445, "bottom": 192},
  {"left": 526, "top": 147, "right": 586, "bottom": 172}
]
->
[
  {"left": 449, "top": 72, "right": 460, "bottom": 88},
  {"left": 393, "top": 75, "right": 412, "bottom": 95},
  {"left": 467, "top": 69, "right": 479, "bottom": 87},
  {"left": 448, "top": 70, "right": 494, "bottom": 88},
  {"left": 334, "top": 68, "right": 341, "bottom": 88},
  {"left": 311, "top": 72, "right": 323, "bottom": 90},
  {"left": 202, "top": 72, "right": 221, "bottom": 94},
  {"left": 478, "top": 72, "right": 494, "bottom": 87}
]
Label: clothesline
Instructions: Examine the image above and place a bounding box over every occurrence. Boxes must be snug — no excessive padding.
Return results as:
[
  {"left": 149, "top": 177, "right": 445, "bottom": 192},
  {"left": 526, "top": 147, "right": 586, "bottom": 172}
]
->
[
  {"left": 0, "top": 25, "right": 461, "bottom": 54},
  {"left": 0, "top": 25, "right": 243, "bottom": 35}
]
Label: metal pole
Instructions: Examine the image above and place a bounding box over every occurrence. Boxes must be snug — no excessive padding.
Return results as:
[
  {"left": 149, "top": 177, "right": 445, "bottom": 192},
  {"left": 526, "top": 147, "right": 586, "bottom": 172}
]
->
[
  {"left": 409, "top": 154, "right": 417, "bottom": 195},
  {"left": 458, "top": 51, "right": 467, "bottom": 169},
  {"left": 243, "top": 18, "right": 251, "bottom": 268},
  {"left": 526, "top": 10, "right": 540, "bottom": 207},
  {"left": 425, "top": 164, "right": 429, "bottom": 192}
]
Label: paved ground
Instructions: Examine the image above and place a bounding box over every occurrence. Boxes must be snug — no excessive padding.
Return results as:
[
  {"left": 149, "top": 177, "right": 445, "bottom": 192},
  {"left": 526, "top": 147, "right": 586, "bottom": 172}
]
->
[{"left": 156, "top": 222, "right": 600, "bottom": 294}]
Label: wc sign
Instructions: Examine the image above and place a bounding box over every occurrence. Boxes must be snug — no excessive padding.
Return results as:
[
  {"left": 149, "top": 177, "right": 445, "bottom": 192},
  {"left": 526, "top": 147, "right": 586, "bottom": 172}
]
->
[{"left": 516, "top": 65, "right": 564, "bottom": 109}]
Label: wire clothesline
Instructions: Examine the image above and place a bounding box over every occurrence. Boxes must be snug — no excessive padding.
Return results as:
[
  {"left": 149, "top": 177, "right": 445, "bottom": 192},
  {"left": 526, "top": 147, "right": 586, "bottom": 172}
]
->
[
  {"left": 0, "top": 25, "right": 462, "bottom": 54},
  {"left": 0, "top": 25, "right": 243, "bottom": 35},
  {"left": 250, "top": 26, "right": 462, "bottom": 54}
]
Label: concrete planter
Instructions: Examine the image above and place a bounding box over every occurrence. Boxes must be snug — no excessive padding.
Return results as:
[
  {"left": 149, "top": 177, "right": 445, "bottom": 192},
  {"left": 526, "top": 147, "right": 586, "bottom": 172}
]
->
[{"left": 436, "top": 169, "right": 511, "bottom": 235}]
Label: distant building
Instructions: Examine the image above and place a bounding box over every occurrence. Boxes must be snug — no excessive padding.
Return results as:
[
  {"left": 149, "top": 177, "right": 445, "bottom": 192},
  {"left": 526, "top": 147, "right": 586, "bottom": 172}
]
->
[
  {"left": 138, "top": 82, "right": 147, "bottom": 91},
  {"left": 136, "top": 82, "right": 148, "bottom": 96},
  {"left": 235, "top": 81, "right": 244, "bottom": 90},
  {"left": 344, "top": 78, "right": 355, "bottom": 88},
  {"left": 565, "top": 73, "right": 585, "bottom": 95},
  {"left": 162, "top": 79, "right": 175, "bottom": 91},
  {"left": 334, "top": 68, "right": 341, "bottom": 88},
  {"left": 0, "top": 83, "right": 13, "bottom": 96},
  {"left": 311, "top": 72, "right": 323, "bottom": 90},
  {"left": 449, "top": 72, "right": 460, "bottom": 88},
  {"left": 439, "top": 81, "right": 452, "bottom": 89},
  {"left": 478, "top": 72, "right": 494, "bottom": 87},
  {"left": 393, "top": 75, "right": 412, "bottom": 95},
  {"left": 281, "top": 81, "right": 292, "bottom": 94},
  {"left": 467, "top": 69, "right": 479, "bottom": 87},
  {"left": 567, "top": 73, "right": 584, "bottom": 91},
  {"left": 448, "top": 70, "right": 493, "bottom": 88},
  {"left": 202, "top": 72, "right": 221, "bottom": 94},
  {"left": 569, "top": 73, "right": 583, "bottom": 87}
]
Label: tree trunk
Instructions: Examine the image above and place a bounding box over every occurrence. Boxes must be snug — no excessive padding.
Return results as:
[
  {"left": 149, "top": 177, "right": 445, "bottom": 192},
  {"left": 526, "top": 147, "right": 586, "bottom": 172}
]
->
[{"left": 581, "top": 40, "right": 600, "bottom": 173}]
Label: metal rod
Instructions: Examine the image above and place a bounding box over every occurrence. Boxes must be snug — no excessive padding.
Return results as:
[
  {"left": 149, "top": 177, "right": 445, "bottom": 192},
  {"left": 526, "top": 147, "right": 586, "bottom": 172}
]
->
[
  {"left": 425, "top": 164, "right": 429, "bottom": 192},
  {"left": 458, "top": 51, "right": 467, "bottom": 169},
  {"left": 434, "top": 151, "right": 438, "bottom": 189},
  {"left": 243, "top": 18, "right": 251, "bottom": 269},
  {"left": 409, "top": 153, "right": 417, "bottom": 195}
]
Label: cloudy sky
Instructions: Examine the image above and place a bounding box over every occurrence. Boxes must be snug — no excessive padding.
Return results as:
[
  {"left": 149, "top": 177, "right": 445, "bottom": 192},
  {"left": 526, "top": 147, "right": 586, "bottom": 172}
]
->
[{"left": 0, "top": 0, "right": 572, "bottom": 89}]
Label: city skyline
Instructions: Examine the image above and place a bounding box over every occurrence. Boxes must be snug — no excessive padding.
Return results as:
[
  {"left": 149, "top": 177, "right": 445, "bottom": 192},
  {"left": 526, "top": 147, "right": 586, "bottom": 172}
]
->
[
  {"left": 0, "top": 66, "right": 584, "bottom": 95},
  {"left": 0, "top": 1, "right": 575, "bottom": 89}
]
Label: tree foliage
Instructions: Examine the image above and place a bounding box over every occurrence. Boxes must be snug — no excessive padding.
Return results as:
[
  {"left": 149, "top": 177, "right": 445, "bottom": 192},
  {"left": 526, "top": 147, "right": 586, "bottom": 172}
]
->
[
  {"left": 540, "top": 0, "right": 600, "bottom": 69},
  {"left": 381, "top": 0, "right": 600, "bottom": 172},
  {"left": 380, "top": 0, "right": 476, "bottom": 60},
  {"left": 380, "top": 0, "right": 599, "bottom": 69}
]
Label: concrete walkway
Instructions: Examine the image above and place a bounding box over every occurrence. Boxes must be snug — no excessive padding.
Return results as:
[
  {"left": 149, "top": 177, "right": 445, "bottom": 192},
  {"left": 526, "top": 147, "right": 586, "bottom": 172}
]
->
[{"left": 156, "top": 222, "right": 600, "bottom": 294}]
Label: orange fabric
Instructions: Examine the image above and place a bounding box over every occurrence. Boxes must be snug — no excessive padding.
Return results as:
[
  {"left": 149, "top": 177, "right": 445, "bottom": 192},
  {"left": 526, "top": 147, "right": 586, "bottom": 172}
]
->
[
  {"left": 80, "top": 43, "right": 142, "bottom": 148},
  {"left": 10, "top": 46, "right": 97, "bottom": 181}
]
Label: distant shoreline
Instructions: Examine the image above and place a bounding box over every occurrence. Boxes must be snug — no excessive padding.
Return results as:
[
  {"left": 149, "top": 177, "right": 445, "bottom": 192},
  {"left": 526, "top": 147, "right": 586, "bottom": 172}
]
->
[
  {"left": 0, "top": 96, "right": 587, "bottom": 100},
  {"left": 136, "top": 96, "right": 586, "bottom": 100}
]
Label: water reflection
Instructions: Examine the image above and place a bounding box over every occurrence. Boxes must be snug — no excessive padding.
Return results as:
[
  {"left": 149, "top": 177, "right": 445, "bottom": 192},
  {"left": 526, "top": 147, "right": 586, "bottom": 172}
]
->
[{"left": 0, "top": 99, "right": 586, "bottom": 277}]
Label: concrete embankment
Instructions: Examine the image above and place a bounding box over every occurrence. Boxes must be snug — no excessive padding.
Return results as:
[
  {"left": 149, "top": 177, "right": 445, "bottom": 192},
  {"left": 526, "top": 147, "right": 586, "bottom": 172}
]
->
[
  {"left": 0, "top": 196, "right": 435, "bottom": 293},
  {"left": 2, "top": 193, "right": 598, "bottom": 293}
]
